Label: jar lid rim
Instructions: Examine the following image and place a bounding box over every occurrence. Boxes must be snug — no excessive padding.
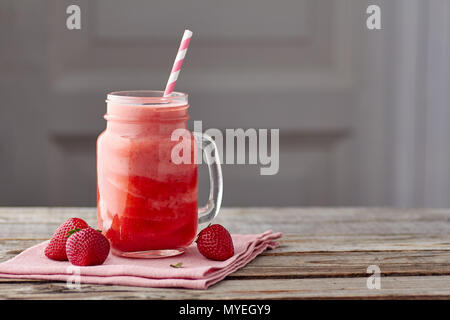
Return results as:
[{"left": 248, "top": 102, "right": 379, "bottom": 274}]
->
[{"left": 106, "top": 90, "right": 188, "bottom": 106}]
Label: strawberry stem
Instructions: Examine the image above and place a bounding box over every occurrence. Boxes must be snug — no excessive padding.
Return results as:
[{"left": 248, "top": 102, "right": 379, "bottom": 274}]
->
[
  {"left": 66, "top": 228, "right": 82, "bottom": 238},
  {"left": 170, "top": 262, "right": 183, "bottom": 268}
]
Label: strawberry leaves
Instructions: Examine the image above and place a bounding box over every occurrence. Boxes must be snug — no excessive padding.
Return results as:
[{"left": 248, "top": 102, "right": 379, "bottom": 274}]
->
[
  {"left": 66, "top": 228, "right": 82, "bottom": 238},
  {"left": 170, "top": 262, "right": 183, "bottom": 268}
]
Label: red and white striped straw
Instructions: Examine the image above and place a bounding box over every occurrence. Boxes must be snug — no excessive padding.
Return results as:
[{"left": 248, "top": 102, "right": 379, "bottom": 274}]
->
[{"left": 163, "top": 29, "right": 193, "bottom": 97}]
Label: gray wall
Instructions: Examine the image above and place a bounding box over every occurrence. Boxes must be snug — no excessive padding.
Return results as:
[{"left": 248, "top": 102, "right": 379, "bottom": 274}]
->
[{"left": 1, "top": 0, "right": 449, "bottom": 207}]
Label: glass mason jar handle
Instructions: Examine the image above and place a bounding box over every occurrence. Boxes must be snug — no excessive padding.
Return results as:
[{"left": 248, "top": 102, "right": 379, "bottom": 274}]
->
[{"left": 194, "top": 132, "right": 223, "bottom": 224}]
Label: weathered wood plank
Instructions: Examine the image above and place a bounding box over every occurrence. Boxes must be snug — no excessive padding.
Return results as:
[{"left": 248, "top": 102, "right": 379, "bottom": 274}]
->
[
  {"left": 232, "top": 250, "right": 450, "bottom": 278},
  {"left": 0, "top": 276, "right": 449, "bottom": 300},
  {"left": 272, "top": 234, "right": 450, "bottom": 252},
  {"left": 0, "top": 207, "right": 449, "bottom": 236}
]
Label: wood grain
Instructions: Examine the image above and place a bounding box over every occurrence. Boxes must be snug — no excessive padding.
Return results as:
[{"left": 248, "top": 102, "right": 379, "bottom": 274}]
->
[
  {"left": 0, "top": 277, "right": 449, "bottom": 300},
  {"left": 0, "top": 207, "right": 449, "bottom": 299}
]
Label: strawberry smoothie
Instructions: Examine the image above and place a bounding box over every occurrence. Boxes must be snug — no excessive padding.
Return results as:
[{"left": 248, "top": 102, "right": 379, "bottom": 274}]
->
[{"left": 97, "top": 91, "right": 198, "bottom": 255}]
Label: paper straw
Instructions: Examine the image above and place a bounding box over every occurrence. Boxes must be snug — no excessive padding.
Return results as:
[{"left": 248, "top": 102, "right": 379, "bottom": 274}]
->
[{"left": 163, "top": 29, "right": 193, "bottom": 97}]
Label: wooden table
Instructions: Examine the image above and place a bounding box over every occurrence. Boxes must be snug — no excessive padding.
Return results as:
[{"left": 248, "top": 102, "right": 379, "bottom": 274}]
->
[{"left": 0, "top": 207, "right": 449, "bottom": 299}]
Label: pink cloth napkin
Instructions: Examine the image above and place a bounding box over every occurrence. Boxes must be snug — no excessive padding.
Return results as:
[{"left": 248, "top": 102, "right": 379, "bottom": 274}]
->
[{"left": 0, "top": 230, "right": 281, "bottom": 290}]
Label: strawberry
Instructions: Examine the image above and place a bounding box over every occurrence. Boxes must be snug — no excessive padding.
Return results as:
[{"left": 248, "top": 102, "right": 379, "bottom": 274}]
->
[
  {"left": 44, "top": 218, "right": 89, "bottom": 261},
  {"left": 66, "top": 227, "right": 110, "bottom": 266},
  {"left": 196, "top": 224, "right": 234, "bottom": 261}
]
